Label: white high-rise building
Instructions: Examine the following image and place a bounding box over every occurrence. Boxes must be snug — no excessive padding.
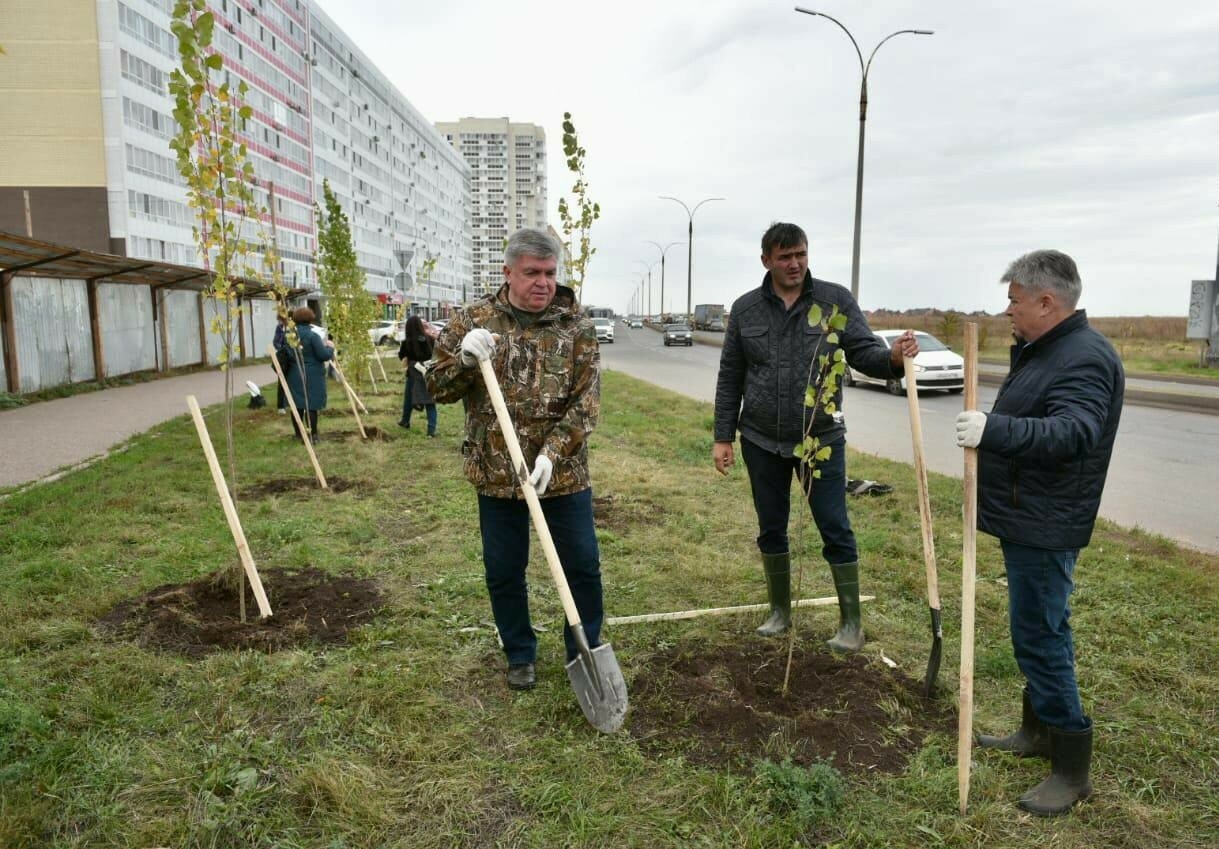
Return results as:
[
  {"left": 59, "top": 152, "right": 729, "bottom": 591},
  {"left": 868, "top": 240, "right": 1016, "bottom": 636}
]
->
[
  {"left": 435, "top": 117, "right": 547, "bottom": 299},
  {"left": 0, "top": 0, "right": 471, "bottom": 318}
]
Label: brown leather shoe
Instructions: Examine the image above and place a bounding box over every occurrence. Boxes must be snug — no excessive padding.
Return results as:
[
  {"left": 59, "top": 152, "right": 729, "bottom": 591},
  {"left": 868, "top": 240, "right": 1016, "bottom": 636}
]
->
[{"left": 507, "top": 663, "right": 536, "bottom": 691}]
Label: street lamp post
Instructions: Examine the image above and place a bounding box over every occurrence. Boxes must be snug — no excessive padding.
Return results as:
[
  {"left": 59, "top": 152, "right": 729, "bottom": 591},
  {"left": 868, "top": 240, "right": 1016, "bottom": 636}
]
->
[
  {"left": 660, "top": 196, "right": 724, "bottom": 323},
  {"left": 794, "top": 7, "right": 932, "bottom": 304},
  {"left": 634, "top": 260, "right": 658, "bottom": 317},
  {"left": 645, "top": 240, "right": 683, "bottom": 319}
]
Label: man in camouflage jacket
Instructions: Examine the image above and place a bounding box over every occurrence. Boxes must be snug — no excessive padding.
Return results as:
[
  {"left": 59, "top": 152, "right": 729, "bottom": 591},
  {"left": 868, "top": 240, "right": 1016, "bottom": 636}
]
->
[{"left": 427, "top": 227, "right": 603, "bottom": 692}]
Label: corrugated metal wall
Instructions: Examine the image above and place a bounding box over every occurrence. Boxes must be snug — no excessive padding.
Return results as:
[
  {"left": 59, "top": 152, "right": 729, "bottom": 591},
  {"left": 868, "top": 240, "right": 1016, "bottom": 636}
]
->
[
  {"left": 202, "top": 297, "right": 231, "bottom": 366},
  {"left": 0, "top": 298, "right": 8, "bottom": 391},
  {"left": 98, "top": 281, "right": 157, "bottom": 377},
  {"left": 165, "top": 289, "right": 202, "bottom": 368},
  {"left": 11, "top": 276, "right": 96, "bottom": 391},
  {"left": 6, "top": 275, "right": 287, "bottom": 392}
]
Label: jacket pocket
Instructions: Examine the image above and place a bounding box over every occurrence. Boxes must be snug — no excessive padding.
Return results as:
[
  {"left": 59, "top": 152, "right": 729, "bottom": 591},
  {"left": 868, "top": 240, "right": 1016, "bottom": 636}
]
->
[{"left": 741, "top": 325, "right": 770, "bottom": 364}]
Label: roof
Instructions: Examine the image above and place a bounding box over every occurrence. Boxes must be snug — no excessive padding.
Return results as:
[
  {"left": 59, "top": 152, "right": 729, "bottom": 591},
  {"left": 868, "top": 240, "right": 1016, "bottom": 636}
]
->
[{"left": 0, "top": 230, "right": 307, "bottom": 298}]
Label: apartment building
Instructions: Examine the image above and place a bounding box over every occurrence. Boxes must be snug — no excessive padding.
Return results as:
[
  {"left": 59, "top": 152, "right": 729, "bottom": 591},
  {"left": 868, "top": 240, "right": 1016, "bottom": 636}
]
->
[
  {"left": 0, "top": 0, "right": 471, "bottom": 316},
  {"left": 434, "top": 117, "right": 547, "bottom": 299}
]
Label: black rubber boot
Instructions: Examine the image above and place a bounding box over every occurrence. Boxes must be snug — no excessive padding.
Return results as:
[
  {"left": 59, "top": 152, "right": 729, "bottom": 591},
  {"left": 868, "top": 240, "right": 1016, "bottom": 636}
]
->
[
  {"left": 826, "top": 561, "right": 864, "bottom": 653},
  {"left": 1018, "top": 721, "right": 1093, "bottom": 816},
  {"left": 977, "top": 688, "right": 1050, "bottom": 758},
  {"left": 756, "top": 552, "right": 791, "bottom": 637}
]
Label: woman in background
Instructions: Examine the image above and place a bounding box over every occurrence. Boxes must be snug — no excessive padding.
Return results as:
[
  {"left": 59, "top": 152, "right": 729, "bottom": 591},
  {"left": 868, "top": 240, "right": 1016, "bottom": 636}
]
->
[
  {"left": 397, "top": 315, "right": 439, "bottom": 436},
  {"left": 284, "top": 306, "right": 335, "bottom": 444}
]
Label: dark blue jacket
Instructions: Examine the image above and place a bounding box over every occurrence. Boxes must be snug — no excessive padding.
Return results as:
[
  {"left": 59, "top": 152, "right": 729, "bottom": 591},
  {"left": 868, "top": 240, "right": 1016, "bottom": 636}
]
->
[
  {"left": 285, "top": 323, "right": 334, "bottom": 411},
  {"left": 714, "top": 271, "right": 896, "bottom": 455},
  {"left": 977, "top": 310, "right": 1124, "bottom": 549}
]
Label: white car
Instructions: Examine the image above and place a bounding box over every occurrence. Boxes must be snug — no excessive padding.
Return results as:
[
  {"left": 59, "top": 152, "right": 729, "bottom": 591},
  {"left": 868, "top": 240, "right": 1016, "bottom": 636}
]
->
[
  {"left": 368, "top": 320, "right": 404, "bottom": 346},
  {"left": 593, "top": 317, "right": 614, "bottom": 343},
  {"left": 843, "top": 330, "right": 964, "bottom": 395}
]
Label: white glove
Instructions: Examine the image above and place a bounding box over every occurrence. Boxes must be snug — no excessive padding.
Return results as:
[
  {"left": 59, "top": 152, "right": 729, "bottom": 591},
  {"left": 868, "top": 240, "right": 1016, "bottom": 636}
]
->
[
  {"left": 955, "top": 411, "right": 987, "bottom": 448},
  {"left": 413, "top": 361, "right": 427, "bottom": 375},
  {"left": 528, "top": 454, "right": 554, "bottom": 496},
  {"left": 460, "top": 328, "right": 496, "bottom": 366}
]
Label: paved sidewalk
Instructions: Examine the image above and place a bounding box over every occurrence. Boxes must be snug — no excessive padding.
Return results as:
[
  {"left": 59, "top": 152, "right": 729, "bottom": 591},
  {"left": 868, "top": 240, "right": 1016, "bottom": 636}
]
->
[{"left": 0, "top": 365, "right": 278, "bottom": 489}]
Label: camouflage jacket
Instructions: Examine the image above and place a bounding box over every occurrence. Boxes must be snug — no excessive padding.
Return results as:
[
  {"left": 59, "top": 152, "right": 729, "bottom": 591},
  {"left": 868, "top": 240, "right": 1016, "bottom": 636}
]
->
[{"left": 426, "top": 284, "right": 600, "bottom": 499}]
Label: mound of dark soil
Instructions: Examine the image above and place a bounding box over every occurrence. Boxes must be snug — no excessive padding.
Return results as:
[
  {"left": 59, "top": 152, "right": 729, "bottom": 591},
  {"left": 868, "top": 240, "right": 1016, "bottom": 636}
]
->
[
  {"left": 593, "top": 494, "right": 668, "bottom": 533},
  {"left": 630, "top": 641, "right": 955, "bottom": 776},
  {"left": 240, "top": 476, "right": 369, "bottom": 497},
  {"left": 97, "top": 567, "right": 382, "bottom": 658},
  {"left": 330, "top": 426, "right": 390, "bottom": 441}
]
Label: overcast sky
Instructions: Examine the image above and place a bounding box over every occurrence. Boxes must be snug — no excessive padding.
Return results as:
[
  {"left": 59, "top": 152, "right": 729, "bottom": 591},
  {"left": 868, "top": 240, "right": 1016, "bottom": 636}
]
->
[{"left": 315, "top": 0, "right": 1219, "bottom": 317}]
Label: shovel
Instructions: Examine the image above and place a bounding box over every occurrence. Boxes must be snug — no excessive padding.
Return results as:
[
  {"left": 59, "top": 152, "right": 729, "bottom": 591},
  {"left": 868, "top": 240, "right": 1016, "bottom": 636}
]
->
[
  {"left": 476, "top": 358, "right": 629, "bottom": 733},
  {"left": 903, "top": 356, "right": 942, "bottom": 696}
]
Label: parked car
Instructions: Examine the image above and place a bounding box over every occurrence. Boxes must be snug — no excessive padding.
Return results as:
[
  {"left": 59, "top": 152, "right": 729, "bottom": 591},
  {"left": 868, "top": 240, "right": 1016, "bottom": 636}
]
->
[
  {"left": 843, "top": 330, "right": 964, "bottom": 395},
  {"left": 593, "top": 317, "right": 614, "bottom": 343},
  {"left": 368, "top": 320, "right": 404, "bottom": 346},
  {"left": 663, "top": 323, "right": 693, "bottom": 347}
]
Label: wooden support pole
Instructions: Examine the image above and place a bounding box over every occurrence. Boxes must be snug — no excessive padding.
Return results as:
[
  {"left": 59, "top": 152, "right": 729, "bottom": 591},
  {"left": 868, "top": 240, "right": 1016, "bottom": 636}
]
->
[
  {"left": 157, "top": 288, "right": 170, "bottom": 372},
  {"left": 268, "top": 345, "right": 328, "bottom": 489},
  {"left": 959, "top": 321, "right": 980, "bottom": 815},
  {"left": 366, "top": 357, "right": 379, "bottom": 394},
  {"left": 1, "top": 271, "right": 18, "bottom": 393},
  {"left": 374, "top": 348, "right": 388, "bottom": 381},
  {"left": 335, "top": 359, "right": 367, "bottom": 439},
  {"left": 331, "top": 358, "right": 368, "bottom": 414},
  {"left": 87, "top": 279, "right": 105, "bottom": 381},
  {"left": 185, "top": 395, "right": 273, "bottom": 618},
  {"left": 608, "top": 595, "right": 875, "bottom": 626}
]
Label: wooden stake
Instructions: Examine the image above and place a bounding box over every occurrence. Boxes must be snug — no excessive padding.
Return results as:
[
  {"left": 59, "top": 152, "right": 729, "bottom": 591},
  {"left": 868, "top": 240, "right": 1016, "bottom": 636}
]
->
[
  {"left": 335, "top": 360, "right": 367, "bottom": 439},
  {"left": 268, "top": 345, "right": 328, "bottom": 489},
  {"left": 608, "top": 595, "right": 876, "bottom": 626},
  {"left": 374, "top": 348, "right": 389, "bottom": 381},
  {"left": 330, "top": 358, "right": 368, "bottom": 414},
  {"left": 186, "top": 395, "right": 272, "bottom": 618},
  {"left": 366, "top": 357, "right": 379, "bottom": 394},
  {"left": 958, "top": 322, "right": 980, "bottom": 815}
]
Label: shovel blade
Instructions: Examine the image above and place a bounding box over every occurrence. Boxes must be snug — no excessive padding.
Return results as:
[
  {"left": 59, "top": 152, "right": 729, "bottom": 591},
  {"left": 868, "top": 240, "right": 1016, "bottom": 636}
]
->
[
  {"left": 565, "top": 642, "right": 629, "bottom": 733},
  {"left": 923, "top": 606, "right": 944, "bottom": 697}
]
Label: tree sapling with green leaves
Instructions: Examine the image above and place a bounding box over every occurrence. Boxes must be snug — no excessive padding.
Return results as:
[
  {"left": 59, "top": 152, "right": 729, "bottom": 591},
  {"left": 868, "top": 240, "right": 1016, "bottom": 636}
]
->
[
  {"left": 557, "top": 112, "right": 600, "bottom": 298},
  {"left": 315, "top": 180, "right": 378, "bottom": 388}
]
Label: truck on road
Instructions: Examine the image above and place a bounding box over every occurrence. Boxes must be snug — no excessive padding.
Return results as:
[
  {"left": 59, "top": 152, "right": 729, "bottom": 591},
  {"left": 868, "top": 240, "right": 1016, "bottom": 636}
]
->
[{"left": 693, "top": 303, "right": 725, "bottom": 331}]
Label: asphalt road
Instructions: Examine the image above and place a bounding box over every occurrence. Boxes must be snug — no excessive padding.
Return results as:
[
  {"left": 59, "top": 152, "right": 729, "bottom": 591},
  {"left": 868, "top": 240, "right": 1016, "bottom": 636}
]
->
[{"left": 601, "top": 325, "right": 1219, "bottom": 555}]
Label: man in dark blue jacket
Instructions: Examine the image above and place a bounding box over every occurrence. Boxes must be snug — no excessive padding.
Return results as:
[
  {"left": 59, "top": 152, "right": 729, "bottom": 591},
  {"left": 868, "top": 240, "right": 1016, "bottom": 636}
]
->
[
  {"left": 714, "top": 222, "right": 917, "bottom": 651},
  {"left": 956, "top": 249, "right": 1123, "bottom": 817}
]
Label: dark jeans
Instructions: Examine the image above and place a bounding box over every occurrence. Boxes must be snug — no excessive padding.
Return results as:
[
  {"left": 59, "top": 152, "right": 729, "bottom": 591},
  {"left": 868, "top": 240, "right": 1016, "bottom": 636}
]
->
[
  {"left": 401, "top": 372, "right": 437, "bottom": 434},
  {"left": 1001, "top": 539, "right": 1087, "bottom": 731},
  {"left": 477, "top": 488, "right": 604, "bottom": 665},
  {"left": 740, "top": 435, "right": 856, "bottom": 564}
]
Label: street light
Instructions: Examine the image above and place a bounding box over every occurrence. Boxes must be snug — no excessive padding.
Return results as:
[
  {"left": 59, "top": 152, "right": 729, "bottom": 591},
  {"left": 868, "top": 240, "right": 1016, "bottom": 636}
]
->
[
  {"left": 659, "top": 195, "right": 724, "bottom": 323},
  {"left": 634, "top": 259, "right": 658, "bottom": 317},
  {"left": 645, "top": 239, "right": 683, "bottom": 318},
  {"left": 794, "top": 7, "right": 932, "bottom": 304}
]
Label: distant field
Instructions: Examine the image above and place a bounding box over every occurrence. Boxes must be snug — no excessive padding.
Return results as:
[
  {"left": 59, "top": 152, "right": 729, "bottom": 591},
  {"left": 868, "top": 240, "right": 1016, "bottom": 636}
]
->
[{"left": 867, "top": 313, "right": 1215, "bottom": 378}]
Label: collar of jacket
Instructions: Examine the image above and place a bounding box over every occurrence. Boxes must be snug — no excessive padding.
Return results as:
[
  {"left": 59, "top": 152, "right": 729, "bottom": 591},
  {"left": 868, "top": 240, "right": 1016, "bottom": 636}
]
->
[
  {"left": 1010, "top": 309, "right": 1088, "bottom": 367},
  {"left": 760, "top": 270, "right": 815, "bottom": 308},
  {"left": 488, "top": 282, "right": 579, "bottom": 323}
]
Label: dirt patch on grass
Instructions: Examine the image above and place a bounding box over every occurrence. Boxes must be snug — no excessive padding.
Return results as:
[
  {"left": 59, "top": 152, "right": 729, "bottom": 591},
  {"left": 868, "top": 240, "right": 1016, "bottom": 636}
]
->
[
  {"left": 630, "top": 641, "right": 955, "bottom": 776},
  {"left": 330, "top": 425, "right": 391, "bottom": 441},
  {"left": 240, "top": 476, "right": 371, "bottom": 497},
  {"left": 97, "top": 566, "right": 383, "bottom": 658},
  {"left": 593, "top": 494, "right": 668, "bottom": 533}
]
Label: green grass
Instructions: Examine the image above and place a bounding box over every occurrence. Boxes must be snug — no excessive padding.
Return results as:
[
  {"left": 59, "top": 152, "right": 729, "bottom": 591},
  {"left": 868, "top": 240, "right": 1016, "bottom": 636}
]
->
[{"left": 1, "top": 371, "right": 1217, "bottom": 847}]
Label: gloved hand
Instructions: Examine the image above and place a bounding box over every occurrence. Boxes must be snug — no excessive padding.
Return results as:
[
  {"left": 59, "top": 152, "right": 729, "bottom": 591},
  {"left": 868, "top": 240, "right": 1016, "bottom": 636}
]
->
[
  {"left": 460, "top": 328, "right": 496, "bottom": 366},
  {"left": 955, "top": 411, "right": 987, "bottom": 448},
  {"left": 528, "top": 454, "right": 554, "bottom": 496},
  {"left": 413, "top": 361, "right": 427, "bottom": 375}
]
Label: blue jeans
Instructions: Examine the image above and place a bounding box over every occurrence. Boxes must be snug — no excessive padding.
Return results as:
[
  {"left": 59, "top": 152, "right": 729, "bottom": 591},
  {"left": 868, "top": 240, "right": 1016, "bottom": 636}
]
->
[
  {"left": 401, "top": 372, "right": 437, "bottom": 434},
  {"left": 740, "top": 436, "right": 856, "bottom": 564},
  {"left": 1001, "top": 539, "right": 1087, "bottom": 731},
  {"left": 477, "top": 488, "right": 604, "bottom": 665}
]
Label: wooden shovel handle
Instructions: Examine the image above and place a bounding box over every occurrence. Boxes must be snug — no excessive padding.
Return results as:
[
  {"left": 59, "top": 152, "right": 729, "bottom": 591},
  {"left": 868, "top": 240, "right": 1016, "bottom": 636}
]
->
[
  {"left": 902, "top": 356, "right": 940, "bottom": 610},
  {"left": 477, "top": 358, "right": 584, "bottom": 629},
  {"left": 958, "top": 322, "right": 980, "bottom": 815},
  {"left": 267, "top": 345, "right": 327, "bottom": 489}
]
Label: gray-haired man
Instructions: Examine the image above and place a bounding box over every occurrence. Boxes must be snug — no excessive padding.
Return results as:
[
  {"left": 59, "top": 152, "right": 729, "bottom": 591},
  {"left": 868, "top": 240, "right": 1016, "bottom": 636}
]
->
[
  {"left": 427, "top": 228, "right": 604, "bottom": 692},
  {"left": 956, "top": 249, "right": 1124, "bottom": 816}
]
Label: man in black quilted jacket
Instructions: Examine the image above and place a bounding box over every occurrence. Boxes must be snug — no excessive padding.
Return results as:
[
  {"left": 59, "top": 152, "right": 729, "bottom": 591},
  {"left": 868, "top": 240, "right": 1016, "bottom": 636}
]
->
[
  {"left": 713, "top": 222, "right": 916, "bottom": 652},
  {"left": 956, "top": 249, "right": 1123, "bottom": 817}
]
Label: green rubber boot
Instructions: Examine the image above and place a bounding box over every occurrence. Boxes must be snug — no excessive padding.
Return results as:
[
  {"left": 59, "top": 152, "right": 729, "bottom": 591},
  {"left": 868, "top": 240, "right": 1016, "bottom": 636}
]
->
[
  {"left": 1018, "top": 721, "right": 1093, "bottom": 817},
  {"left": 756, "top": 552, "right": 791, "bottom": 637},
  {"left": 826, "top": 561, "right": 865, "bottom": 653},
  {"left": 977, "top": 688, "right": 1051, "bottom": 759}
]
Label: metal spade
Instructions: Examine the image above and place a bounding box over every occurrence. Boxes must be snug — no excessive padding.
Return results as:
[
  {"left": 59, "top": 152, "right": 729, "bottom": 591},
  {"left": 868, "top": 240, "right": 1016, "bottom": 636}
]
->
[
  {"left": 903, "top": 355, "right": 943, "bottom": 696},
  {"left": 477, "top": 358, "right": 629, "bottom": 733}
]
